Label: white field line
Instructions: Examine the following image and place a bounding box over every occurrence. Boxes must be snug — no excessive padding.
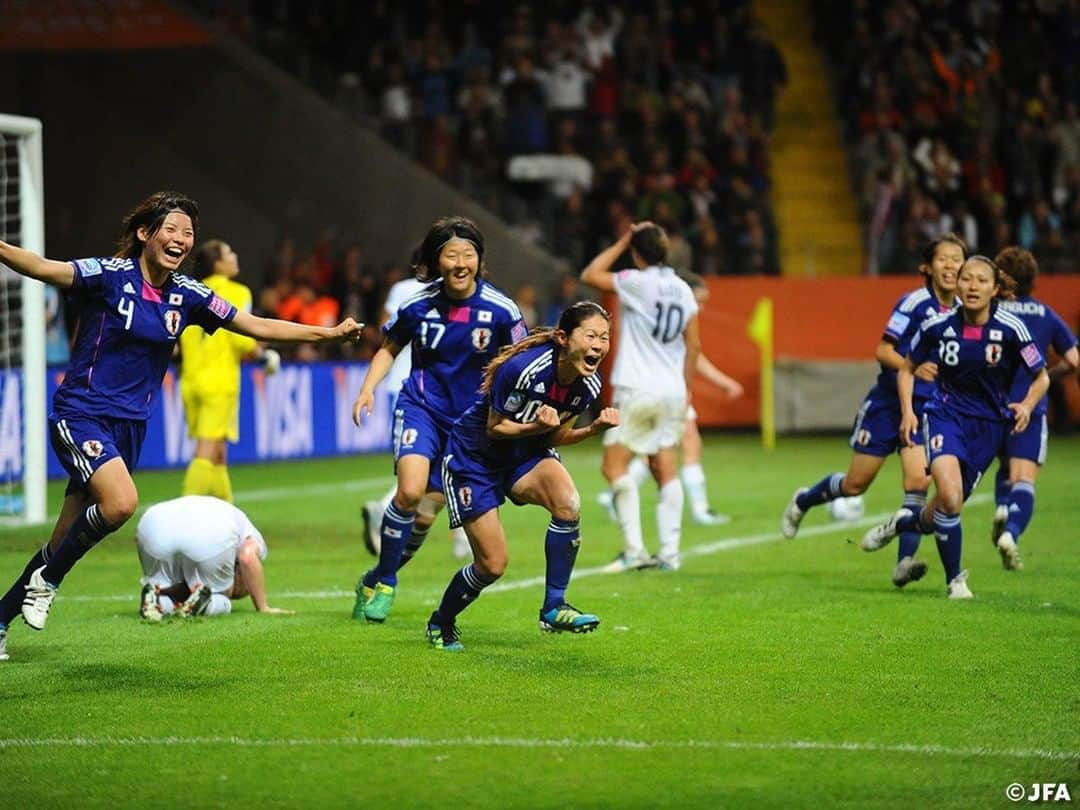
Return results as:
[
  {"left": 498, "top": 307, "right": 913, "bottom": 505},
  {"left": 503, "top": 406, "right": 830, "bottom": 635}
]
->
[
  {"left": 0, "top": 734, "right": 1072, "bottom": 761},
  {"left": 57, "top": 495, "right": 990, "bottom": 603}
]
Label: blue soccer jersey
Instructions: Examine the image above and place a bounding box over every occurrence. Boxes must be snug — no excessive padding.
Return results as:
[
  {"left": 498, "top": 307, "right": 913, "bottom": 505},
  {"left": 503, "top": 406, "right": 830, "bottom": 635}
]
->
[
  {"left": 878, "top": 285, "right": 958, "bottom": 400},
  {"left": 53, "top": 257, "right": 237, "bottom": 421},
  {"left": 998, "top": 297, "right": 1077, "bottom": 416},
  {"left": 909, "top": 304, "right": 1046, "bottom": 421},
  {"left": 385, "top": 278, "right": 527, "bottom": 428},
  {"left": 452, "top": 342, "right": 602, "bottom": 471}
]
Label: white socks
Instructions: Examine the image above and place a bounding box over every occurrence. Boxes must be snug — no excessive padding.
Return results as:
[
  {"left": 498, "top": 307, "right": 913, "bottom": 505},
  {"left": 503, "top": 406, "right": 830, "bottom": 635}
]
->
[
  {"left": 681, "top": 463, "right": 709, "bottom": 517},
  {"left": 611, "top": 473, "right": 645, "bottom": 556},
  {"left": 656, "top": 479, "right": 684, "bottom": 563}
]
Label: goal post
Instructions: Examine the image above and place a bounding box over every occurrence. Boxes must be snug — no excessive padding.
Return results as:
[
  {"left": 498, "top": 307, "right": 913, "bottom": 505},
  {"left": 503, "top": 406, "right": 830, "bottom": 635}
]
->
[{"left": 0, "top": 113, "right": 46, "bottom": 525}]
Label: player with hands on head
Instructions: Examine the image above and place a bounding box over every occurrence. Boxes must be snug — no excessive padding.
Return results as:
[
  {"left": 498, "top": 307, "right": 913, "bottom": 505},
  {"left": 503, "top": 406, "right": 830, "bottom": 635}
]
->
[
  {"left": 0, "top": 191, "right": 361, "bottom": 661},
  {"left": 428, "top": 301, "right": 617, "bottom": 651},
  {"left": 349, "top": 216, "right": 526, "bottom": 624},
  {"left": 580, "top": 220, "right": 701, "bottom": 572},
  {"left": 860, "top": 255, "right": 1049, "bottom": 598}
]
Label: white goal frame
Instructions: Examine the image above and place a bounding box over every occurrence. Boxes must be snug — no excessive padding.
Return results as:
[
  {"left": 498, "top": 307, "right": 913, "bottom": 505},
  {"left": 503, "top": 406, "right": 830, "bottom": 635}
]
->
[{"left": 0, "top": 113, "right": 46, "bottom": 525}]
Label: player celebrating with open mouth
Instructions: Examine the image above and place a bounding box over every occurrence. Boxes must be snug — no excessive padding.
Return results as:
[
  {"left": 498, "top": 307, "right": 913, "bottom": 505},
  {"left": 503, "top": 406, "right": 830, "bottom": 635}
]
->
[{"left": 428, "top": 302, "right": 619, "bottom": 651}]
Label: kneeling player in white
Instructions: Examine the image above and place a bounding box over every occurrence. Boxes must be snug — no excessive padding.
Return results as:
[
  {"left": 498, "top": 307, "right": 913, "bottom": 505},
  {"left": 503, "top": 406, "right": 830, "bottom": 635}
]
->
[
  {"left": 135, "top": 495, "right": 291, "bottom": 619},
  {"left": 581, "top": 221, "right": 700, "bottom": 571}
]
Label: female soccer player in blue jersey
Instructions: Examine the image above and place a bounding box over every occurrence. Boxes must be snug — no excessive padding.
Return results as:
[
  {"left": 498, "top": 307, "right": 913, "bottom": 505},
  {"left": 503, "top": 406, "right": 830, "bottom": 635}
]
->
[
  {"left": 0, "top": 191, "right": 363, "bottom": 661},
  {"left": 781, "top": 234, "right": 965, "bottom": 588},
  {"left": 426, "top": 301, "right": 619, "bottom": 651},
  {"left": 350, "top": 217, "right": 526, "bottom": 623},
  {"left": 988, "top": 248, "right": 1077, "bottom": 570},
  {"left": 860, "top": 255, "right": 1050, "bottom": 599}
]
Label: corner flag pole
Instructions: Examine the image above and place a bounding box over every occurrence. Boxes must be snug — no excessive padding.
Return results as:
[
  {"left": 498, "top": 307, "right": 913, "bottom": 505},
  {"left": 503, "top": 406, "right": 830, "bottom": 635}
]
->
[{"left": 747, "top": 297, "right": 775, "bottom": 450}]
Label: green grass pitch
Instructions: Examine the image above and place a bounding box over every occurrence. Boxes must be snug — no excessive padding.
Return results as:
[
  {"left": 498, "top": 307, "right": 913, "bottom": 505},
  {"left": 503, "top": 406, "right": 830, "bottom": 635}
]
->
[{"left": 2, "top": 434, "right": 1077, "bottom": 808}]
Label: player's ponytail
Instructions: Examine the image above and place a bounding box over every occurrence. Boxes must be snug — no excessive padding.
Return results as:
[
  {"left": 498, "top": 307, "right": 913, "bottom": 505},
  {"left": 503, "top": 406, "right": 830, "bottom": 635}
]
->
[
  {"left": 993, "top": 246, "right": 1037, "bottom": 297},
  {"left": 115, "top": 191, "right": 200, "bottom": 259},
  {"left": 480, "top": 301, "right": 611, "bottom": 394}
]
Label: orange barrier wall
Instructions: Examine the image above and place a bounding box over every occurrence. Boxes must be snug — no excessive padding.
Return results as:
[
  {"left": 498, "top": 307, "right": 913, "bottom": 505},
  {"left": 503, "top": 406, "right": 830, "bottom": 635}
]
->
[{"left": 691, "top": 275, "right": 1080, "bottom": 428}]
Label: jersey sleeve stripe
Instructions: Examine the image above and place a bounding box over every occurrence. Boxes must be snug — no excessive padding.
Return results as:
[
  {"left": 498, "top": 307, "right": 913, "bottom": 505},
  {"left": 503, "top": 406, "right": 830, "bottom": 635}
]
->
[
  {"left": 899, "top": 288, "right": 931, "bottom": 313},
  {"left": 397, "top": 286, "right": 441, "bottom": 310},
  {"left": 514, "top": 349, "right": 553, "bottom": 389},
  {"left": 479, "top": 287, "right": 523, "bottom": 319},
  {"left": 994, "top": 310, "right": 1034, "bottom": 342}
]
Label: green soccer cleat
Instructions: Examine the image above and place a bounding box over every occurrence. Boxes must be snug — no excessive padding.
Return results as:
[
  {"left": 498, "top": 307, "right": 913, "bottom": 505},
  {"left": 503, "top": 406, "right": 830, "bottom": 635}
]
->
[
  {"left": 426, "top": 612, "right": 464, "bottom": 651},
  {"left": 362, "top": 582, "right": 395, "bottom": 623},
  {"left": 352, "top": 582, "right": 375, "bottom": 620},
  {"left": 539, "top": 603, "right": 600, "bottom": 634}
]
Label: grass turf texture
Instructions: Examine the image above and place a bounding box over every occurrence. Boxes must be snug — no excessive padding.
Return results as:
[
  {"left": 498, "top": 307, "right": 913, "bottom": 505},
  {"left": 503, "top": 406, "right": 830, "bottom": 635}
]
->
[{"left": 1, "top": 434, "right": 1077, "bottom": 808}]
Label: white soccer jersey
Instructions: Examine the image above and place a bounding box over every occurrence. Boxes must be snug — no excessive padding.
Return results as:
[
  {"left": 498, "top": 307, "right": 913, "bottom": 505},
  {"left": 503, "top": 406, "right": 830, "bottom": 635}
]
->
[
  {"left": 136, "top": 495, "right": 266, "bottom": 591},
  {"left": 382, "top": 277, "right": 429, "bottom": 394},
  {"left": 610, "top": 265, "right": 698, "bottom": 393}
]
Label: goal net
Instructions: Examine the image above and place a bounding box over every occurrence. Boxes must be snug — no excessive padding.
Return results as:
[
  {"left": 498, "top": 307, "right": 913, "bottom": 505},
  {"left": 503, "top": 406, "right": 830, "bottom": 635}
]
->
[{"left": 0, "top": 114, "right": 46, "bottom": 525}]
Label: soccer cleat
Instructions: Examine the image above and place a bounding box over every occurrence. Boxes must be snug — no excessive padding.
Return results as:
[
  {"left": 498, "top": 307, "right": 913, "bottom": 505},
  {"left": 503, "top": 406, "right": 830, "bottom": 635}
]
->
[
  {"left": 653, "top": 554, "right": 681, "bottom": 571},
  {"left": 0, "top": 628, "right": 8, "bottom": 661},
  {"left": 601, "top": 551, "right": 657, "bottom": 573},
  {"left": 539, "top": 603, "right": 600, "bottom": 634},
  {"left": 780, "top": 488, "right": 808, "bottom": 538},
  {"left": 426, "top": 612, "right": 464, "bottom": 651},
  {"left": 996, "top": 531, "right": 1024, "bottom": 571},
  {"left": 351, "top": 582, "right": 375, "bottom": 620},
  {"left": 175, "top": 584, "right": 211, "bottom": 618},
  {"left": 139, "top": 583, "right": 164, "bottom": 622},
  {"left": 891, "top": 556, "right": 929, "bottom": 588},
  {"left": 692, "top": 509, "right": 731, "bottom": 526},
  {"left": 860, "top": 508, "right": 912, "bottom": 552},
  {"left": 361, "top": 500, "right": 382, "bottom": 556},
  {"left": 362, "top": 582, "right": 396, "bottom": 623},
  {"left": 21, "top": 566, "right": 56, "bottom": 631},
  {"left": 990, "top": 505, "right": 1008, "bottom": 547},
  {"left": 596, "top": 489, "right": 617, "bottom": 522},
  {"left": 947, "top": 570, "right": 974, "bottom": 600}
]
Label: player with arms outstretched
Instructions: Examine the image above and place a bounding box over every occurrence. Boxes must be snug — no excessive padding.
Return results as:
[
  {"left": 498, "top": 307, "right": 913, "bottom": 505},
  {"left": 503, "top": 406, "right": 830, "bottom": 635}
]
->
[
  {"left": 581, "top": 222, "right": 701, "bottom": 572},
  {"left": 428, "top": 301, "right": 618, "bottom": 650},
  {"left": 0, "top": 191, "right": 362, "bottom": 661},
  {"left": 860, "top": 255, "right": 1049, "bottom": 598},
  {"left": 350, "top": 217, "right": 526, "bottom": 623}
]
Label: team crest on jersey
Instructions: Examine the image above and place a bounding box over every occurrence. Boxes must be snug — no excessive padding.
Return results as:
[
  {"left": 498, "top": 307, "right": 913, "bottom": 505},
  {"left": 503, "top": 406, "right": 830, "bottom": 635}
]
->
[
  {"left": 471, "top": 327, "right": 492, "bottom": 350},
  {"left": 458, "top": 486, "right": 473, "bottom": 508},
  {"left": 164, "top": 310, "right": 182, "bottom": 335},
  {"left": 985, "top": 343, "right": 1002, "bottom": 366},
  {"left": 505, "top": 391, "right": 525, "bottom": 412},
  {"left": 81, "top": 440, "right": 104, "bottom": 459},
  {"left": 856, "top": 429, "right": 872, "bottom": 446},
  {"left": 401, "top": 428, "right": 418, "bottom": 447},
  {"left": 169, "top": 292, "right": 183, "bottom": 306},
  {"left": 477, "top": 310, "right": 492, "bottom": 323},
  {"left": 930, "top": 434, "right": 944, "bottom": 451}
]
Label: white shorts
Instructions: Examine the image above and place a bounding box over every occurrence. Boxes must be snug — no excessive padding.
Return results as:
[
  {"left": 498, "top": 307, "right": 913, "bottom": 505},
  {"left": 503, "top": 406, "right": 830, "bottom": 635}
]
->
[
  {"left": 604, "top": 386, "right": 688, "bottom": 455},
  {"left": 137, "top": 544, "right": 235, "bottom": 594}
]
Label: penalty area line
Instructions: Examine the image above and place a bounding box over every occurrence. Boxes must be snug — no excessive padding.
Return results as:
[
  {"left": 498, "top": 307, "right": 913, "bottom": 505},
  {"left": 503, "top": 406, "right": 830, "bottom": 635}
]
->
[{"left": 0, "top": 733, "right": 1072, "bottom": 762}]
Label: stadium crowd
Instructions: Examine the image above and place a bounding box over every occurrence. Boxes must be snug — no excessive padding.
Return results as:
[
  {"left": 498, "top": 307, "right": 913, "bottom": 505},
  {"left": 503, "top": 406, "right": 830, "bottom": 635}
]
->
[
  {"left": 815, "top": 0, "right": 1080, "bottom": 275},
  {"left": 194, "top": 0, "right": 786, "bottom": 279}
]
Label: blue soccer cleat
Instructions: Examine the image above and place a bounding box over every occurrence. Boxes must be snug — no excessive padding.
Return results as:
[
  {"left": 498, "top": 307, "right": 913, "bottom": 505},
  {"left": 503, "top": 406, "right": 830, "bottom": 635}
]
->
[{"left": 539, "top": 603, "right": 600, "bottom": 634}]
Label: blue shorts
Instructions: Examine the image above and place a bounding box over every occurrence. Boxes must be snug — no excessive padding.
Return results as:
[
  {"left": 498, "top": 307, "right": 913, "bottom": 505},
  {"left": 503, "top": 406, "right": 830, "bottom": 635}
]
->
[
  {"left": 848, "top": 385, "right": 923, "bottom": 457},
  {"left": 49, "top": 412, "right": 146, "bottom": 495},
  {"left": 921, "top": 406, "right": 1006, "bottom": 501},
  {"left": 1001, "top": 412, "right": 1047, "bottom": 465},
  {"left": 441, "top": 445, "right": 562, "bottom": 529},
  {"left": 391, "top": 392, "right": 448, "bottom": 493}
]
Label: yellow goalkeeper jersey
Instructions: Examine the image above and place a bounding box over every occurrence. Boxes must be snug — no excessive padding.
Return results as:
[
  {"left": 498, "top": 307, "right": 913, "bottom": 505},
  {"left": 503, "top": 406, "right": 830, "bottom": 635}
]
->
[{"left": 179, "top": 275, "right": 256, "bottom": 395}]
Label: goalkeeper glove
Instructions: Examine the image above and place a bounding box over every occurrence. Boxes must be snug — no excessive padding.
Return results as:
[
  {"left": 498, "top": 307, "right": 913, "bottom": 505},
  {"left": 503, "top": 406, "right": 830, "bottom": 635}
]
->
[{"left": 261, "top": 348, "right": 281, "bottom": 376}]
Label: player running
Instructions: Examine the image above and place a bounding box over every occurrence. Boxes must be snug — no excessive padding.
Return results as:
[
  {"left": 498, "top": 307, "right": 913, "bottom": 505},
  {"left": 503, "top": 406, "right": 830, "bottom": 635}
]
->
[
  {"left": 0, "top": 191, "right": 362, "bottom": 661},
  {"left": 428, "top": 301, "right": 619, "bottom": 651},
  {"left": 781, "top": 235, "right": 965, "bottom": 588},
  {"left": 860, "top": 255, "right": 1049, "bottom": 598},
  {"left": 987, "top": 247, "right": 1077, "bottom": 569},
  {"left": 350, "top": 217, "right": 526, "bottom": 624},
  {"left": 581, "top": 221, "right": 701, "bottom": 572}
]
